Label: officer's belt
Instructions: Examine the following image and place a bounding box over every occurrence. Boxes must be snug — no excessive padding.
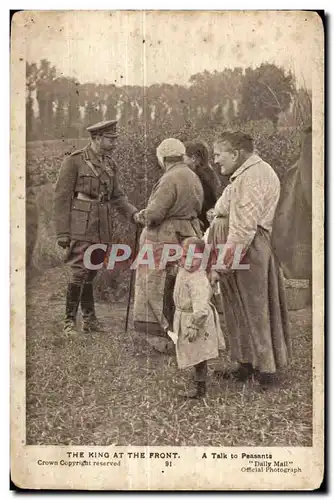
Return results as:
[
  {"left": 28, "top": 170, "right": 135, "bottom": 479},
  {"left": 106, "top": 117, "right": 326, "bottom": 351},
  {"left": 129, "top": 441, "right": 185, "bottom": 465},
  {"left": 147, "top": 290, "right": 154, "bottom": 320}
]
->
[
  {"left": 75, "top": 192, "right": 121, "bottom": 207},
  {"left": 75, "top": 191, "right": 113, "bottom": 203},
  {"left": 76, "top": 192, "right": 100, "bottom": 202}
]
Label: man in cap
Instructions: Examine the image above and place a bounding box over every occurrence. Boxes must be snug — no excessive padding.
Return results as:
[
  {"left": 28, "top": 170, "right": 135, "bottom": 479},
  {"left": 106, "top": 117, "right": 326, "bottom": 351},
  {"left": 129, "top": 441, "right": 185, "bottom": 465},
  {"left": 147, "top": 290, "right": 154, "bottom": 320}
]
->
[
  {"left": 133, "top": 138, "right": 204, "bottom": 353},
  {"left": 55, "top": 120, "right": 138, "bottom": 336}
]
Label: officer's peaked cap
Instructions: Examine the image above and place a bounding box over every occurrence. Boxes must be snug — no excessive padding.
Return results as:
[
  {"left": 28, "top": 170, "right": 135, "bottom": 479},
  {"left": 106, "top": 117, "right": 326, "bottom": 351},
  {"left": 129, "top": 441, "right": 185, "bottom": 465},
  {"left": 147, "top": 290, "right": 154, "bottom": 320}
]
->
[{"left": 87, "top": 120, "right": 118, "bottom": 137}]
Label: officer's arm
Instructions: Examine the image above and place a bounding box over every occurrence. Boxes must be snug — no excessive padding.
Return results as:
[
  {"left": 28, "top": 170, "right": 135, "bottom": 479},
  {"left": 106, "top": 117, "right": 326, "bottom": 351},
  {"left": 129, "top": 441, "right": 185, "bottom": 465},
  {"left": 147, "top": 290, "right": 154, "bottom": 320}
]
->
[
  {"left": 142, "top": 177, "right": 176, "bottom": 226},
  {"left": 54, "top": 156, "right": 78, "bottom": 238},
  {"left": 112, "top": 169, "right": 138, "bottom": 220}
]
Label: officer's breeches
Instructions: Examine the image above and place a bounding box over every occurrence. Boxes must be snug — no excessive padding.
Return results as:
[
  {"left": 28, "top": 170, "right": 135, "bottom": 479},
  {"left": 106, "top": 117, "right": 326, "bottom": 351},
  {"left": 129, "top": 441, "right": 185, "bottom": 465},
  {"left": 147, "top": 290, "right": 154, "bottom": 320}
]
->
[{"left": 65, "top": 240, "right": 105, "bottom": 285}]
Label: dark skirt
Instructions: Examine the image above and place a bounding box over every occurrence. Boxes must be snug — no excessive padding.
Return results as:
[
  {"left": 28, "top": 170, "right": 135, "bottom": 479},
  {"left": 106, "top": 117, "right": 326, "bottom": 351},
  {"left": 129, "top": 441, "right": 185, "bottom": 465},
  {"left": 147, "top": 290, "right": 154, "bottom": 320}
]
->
[{"left": 209, "top": 218, "right": 291, "bottom": 373}]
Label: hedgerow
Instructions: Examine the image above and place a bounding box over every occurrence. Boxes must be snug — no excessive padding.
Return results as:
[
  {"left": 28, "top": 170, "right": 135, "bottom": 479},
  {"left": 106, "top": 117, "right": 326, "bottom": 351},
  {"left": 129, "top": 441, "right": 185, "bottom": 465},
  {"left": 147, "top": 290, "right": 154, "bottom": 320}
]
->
[{"left": 26, "top": 121, "right": 303, "bottom": 299}]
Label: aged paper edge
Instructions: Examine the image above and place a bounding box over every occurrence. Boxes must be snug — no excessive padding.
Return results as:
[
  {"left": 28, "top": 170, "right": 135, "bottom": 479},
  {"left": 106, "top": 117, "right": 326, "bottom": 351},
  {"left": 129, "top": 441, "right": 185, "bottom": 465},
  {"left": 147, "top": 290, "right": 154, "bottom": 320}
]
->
[{"left": 10, "top": 10, "right": 324, "bottom": 490}]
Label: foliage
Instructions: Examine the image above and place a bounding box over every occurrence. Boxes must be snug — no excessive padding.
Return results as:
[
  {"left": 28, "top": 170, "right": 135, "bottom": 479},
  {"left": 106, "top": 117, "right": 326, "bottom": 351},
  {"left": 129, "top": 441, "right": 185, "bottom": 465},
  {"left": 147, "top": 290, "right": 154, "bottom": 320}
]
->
[
  {"left": 26, "top": 60, "right": 303, "bottom": 141},
  {"left": 25, "top": 61, "right": 305, "bottom": 291},
  {"left": 26, "top": 122, "right": 304, "bottom": 294},
  {"left": 25, "top": 60, "right": 312, "bottom": 449},
  {"left": 239, "top": 64, "right": 295, "bottom": 127},
  {"left": 236, "top": 120, "right": 303, "bottom": 180}
]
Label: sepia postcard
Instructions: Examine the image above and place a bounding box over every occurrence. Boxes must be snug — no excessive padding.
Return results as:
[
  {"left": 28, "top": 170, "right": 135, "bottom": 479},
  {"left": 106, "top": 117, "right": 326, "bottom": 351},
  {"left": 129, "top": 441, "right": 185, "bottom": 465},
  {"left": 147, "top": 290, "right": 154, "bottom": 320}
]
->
[{"left": 10, "top": 9, "right": 324, "bottom": 490}]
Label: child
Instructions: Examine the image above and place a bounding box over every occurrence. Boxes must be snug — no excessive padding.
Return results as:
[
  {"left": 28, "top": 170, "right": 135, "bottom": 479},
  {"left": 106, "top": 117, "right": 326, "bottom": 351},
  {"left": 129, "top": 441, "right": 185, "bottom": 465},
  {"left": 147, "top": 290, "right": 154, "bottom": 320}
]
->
[{"left": 170, "top": 237, "right": 225, "bottom": 399}]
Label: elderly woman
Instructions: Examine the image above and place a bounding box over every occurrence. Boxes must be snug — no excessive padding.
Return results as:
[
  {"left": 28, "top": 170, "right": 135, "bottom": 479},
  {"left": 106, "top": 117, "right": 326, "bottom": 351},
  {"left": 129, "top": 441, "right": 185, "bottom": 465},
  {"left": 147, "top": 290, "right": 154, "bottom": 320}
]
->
[
  {"left": 184, "top": 140, "right": 222, "bottom": 231},
  {"left": 133, "top": 138, "right": 204, "bottom": 353},
  {"left": 208, "top": 131, "right": 291, "bottom": 389}
]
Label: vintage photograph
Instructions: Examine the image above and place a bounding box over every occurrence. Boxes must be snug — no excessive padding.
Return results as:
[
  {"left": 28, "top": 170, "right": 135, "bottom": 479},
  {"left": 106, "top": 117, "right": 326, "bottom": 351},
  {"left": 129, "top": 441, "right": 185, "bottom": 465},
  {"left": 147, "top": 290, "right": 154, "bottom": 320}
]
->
[{"left": 11, "top": 9, "right": 324, "bottom": 489}]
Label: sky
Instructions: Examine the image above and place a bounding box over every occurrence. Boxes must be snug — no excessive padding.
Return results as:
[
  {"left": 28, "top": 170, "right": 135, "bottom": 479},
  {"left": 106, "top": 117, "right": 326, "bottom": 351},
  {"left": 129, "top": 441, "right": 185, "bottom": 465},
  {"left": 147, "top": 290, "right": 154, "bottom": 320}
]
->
[{"left": 19, "top": 10, "right": 323, "bottom": 89}]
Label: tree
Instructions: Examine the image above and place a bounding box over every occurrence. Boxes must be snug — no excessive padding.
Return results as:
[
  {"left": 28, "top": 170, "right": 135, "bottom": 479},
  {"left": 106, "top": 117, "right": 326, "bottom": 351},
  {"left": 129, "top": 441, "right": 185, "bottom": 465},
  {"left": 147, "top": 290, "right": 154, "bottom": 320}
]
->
[
  {"left": 81, "top": 83, "right": 104, "bottom": 127},
  {"left": 35, "top": 59, "right": 57, "bottom": 137},
  {"left": 53, "top": 77, "right": 68, "bottom": 136},
  {"left": 26, "top": 62, "right": 38, "bottom": 140},
  {"left": 105, "top": 85, "right": 120, "bottom": 121},
  {"left": 67, "top": 78, "right": 81, "bottom": 136},
  {"left": 189, "top": 68, "right": 243, "bottom": 127},
  {"left": 239, "top": 63, "right": 295, "bottom": 128}
]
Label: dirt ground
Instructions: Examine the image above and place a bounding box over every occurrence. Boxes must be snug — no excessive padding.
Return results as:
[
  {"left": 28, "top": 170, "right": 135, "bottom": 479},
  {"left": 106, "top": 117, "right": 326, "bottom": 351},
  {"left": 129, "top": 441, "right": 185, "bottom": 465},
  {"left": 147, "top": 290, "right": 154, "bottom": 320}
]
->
[{"left": 26, "top": 266, "right": 312, "bottom": 447}]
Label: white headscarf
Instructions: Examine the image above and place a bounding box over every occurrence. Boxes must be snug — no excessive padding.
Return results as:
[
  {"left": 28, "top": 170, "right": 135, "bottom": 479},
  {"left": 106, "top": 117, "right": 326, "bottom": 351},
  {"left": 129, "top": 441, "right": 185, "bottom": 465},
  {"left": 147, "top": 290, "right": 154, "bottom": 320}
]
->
[{"left": 156, "top": 138, "right": 185, "bottom": 169}]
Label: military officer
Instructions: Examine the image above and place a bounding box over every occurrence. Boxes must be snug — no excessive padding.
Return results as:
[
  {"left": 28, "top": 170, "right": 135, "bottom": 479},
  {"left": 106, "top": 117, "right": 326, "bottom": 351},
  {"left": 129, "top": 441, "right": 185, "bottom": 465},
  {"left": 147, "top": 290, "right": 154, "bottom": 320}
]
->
[{"left": 54, "top": 119, "right": 138, "bottom": 335}]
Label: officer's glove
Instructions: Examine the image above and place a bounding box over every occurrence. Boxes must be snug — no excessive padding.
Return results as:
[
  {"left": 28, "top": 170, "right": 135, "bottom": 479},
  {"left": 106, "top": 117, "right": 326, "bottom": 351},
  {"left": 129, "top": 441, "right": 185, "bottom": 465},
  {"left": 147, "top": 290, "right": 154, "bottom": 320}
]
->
[
  {"left": 133, "top": 210, "right": 146, "bottom": 226},
  {"left": 132, "top": 212, "right": 141, "bottom": 224},
  {"left": 57, "top": 236, "right": 71, "bottom": 249}
]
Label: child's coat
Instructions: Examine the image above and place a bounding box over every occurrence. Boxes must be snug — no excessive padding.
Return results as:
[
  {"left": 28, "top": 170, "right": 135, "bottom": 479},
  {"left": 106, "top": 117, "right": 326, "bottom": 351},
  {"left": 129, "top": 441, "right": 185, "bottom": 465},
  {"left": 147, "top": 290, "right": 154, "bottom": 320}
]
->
[{"left": 173, "top": 266, "right": 226, "bottom": 369}]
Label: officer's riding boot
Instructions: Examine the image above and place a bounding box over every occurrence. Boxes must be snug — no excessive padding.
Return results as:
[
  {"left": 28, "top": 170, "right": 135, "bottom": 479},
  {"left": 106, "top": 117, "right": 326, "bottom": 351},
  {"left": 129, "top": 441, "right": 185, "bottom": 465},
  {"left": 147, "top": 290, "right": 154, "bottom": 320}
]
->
[
  {"left": 63, "top": 283, "right": 82, "bottom": 335},
  {"left": 81, "top": 282, "right": 106, "bottom": 333}
]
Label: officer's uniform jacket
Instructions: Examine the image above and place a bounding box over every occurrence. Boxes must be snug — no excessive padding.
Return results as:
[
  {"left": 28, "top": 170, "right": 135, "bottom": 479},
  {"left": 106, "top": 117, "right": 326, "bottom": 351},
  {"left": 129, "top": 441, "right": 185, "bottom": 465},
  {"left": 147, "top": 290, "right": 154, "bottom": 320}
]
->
[{"left": 54, "top": 144, "right": 137, "bottom": 243}]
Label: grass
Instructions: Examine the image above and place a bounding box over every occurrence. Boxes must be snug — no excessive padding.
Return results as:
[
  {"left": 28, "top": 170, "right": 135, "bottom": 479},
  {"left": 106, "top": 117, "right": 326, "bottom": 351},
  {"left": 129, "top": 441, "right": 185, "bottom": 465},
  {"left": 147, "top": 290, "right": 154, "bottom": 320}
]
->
[{"left": 26, "top": 266, "right": 312, "bottom": 447}]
